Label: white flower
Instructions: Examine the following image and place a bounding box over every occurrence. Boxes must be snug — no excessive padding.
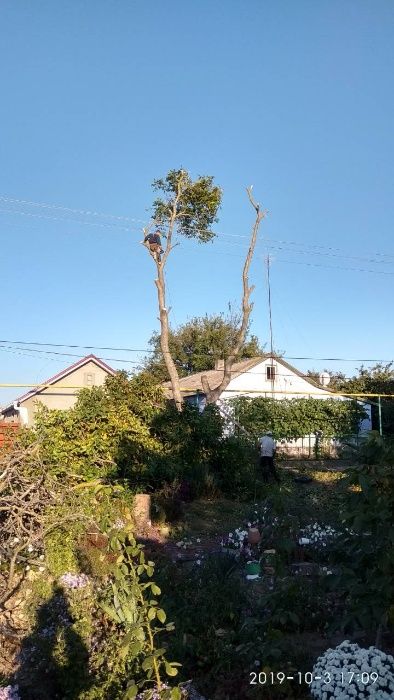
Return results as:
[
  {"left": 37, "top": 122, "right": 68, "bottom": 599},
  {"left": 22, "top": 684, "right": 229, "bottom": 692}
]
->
[
  {"left": 196, "top": 560, "right": 201, "bottom": 565},
  {"left": 196, "top": 538, "right": 201, "bottom": 543}
]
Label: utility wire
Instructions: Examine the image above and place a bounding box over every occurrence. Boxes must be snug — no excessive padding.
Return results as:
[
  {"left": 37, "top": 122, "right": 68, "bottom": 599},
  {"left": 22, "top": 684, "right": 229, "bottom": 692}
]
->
[
  {"left": 0, "top": 344, "right": 141, "bottom": 365},
  {"left": 1, "top": 195, "right": 394, "bottom": 262},
  {"left": 0, "top": 339, "right": 393, "bottom": 363},
  {"left": 0, "top": 195, "right": 146, "bottom": 224},
  {"left": 0, "top": 340, "right": 394, "bottom": 364}
]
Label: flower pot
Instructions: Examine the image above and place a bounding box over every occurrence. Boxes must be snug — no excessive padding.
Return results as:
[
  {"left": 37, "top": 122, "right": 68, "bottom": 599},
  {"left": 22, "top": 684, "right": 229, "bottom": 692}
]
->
[
  {"left": 247, "top": 527, "right": 261, "bottom": 545},
  {"left": 245, "top": 560, "right": 261, "bottom": 577}
]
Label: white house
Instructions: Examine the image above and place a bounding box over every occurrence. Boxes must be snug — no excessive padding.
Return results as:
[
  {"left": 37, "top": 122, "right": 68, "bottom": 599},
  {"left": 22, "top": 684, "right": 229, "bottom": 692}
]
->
[
  {"left": 164, "top": 354, "right": 372, "bottom": 455},
  {"left": 165, "top": 355, "right": 336, "bottom": 403}
]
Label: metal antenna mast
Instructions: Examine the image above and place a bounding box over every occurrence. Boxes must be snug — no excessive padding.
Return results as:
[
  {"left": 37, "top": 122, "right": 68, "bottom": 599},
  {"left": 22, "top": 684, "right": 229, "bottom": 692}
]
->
[
  {"left": 266, "top": 255, "right": 274, "bottom": 357},
  {"left": 266, "top": 255, "right": 275, "bottom": 398}
]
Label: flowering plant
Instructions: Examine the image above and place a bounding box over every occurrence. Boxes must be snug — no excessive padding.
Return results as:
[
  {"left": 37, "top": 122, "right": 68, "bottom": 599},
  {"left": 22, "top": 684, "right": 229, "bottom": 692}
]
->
[
  {"left": 221, "top": 527, "right": 248, "bottom": 550},
  {"left": 175, "top": 538, "right": 193, "bottom": 550},
  {"left": 299, "top": 523, "right": 339, "bottom": 549},
  {"left": 59, "top": 572, "right": 90, "bottom": 589},
  {"left": 245, "top": 503, "right": 271, "bottom": 529},
  {"left": 310, "top": 640, "right": 394, "bottom": 699},
  {"left": 0, "top": 687, "right": 20, "bottom": 700}
]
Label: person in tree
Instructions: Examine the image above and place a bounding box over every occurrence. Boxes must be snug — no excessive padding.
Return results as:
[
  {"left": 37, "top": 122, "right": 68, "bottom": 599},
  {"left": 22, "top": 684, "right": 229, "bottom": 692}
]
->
[
  {"left": 143, "top": 230, "right": 164, "bottom": 262},
  {"left": 259, "top": 431, "right": 280, "bottom": 484}
]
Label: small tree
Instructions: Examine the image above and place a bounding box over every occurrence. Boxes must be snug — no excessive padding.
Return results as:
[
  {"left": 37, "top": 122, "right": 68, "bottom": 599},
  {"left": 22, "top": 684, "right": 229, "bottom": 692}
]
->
[
  {"left": 143, "top": 169, "right": 266, "bottom": 410},
  {"left": 144, "top": 313, "right": 263, "bottom": 381}
]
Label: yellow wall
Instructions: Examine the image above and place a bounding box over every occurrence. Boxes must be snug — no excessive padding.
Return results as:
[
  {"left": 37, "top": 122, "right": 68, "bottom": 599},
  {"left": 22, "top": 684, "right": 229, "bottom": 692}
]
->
[{"left": 5, "top": 361, "right": 112, "bottom": 425}]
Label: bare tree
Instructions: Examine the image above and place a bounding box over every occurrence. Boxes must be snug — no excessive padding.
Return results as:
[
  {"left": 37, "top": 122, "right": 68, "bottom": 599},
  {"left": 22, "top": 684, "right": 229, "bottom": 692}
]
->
[
  {"left": 0, "top": 444, "right": 86, "bottom": 609},
  {"left": 201, "top": 187, "right": 266, "bottom": 403}
]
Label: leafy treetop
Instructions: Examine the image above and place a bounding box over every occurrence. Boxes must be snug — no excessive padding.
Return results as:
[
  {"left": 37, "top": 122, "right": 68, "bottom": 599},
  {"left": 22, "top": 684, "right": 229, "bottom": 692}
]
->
[
  {"left": 144, "top": 313, "right": 264, "bottom": 380},
  {"left": 152, "top": 169, "right": 222, "bottom": 242}
]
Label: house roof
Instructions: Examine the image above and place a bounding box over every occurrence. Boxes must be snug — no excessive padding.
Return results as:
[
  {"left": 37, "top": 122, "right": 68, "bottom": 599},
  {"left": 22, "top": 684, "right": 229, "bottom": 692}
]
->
[
  {"left": 163, "top": 354, "right": 326, "bottom": 396},
  {"left": 1, "top": 354, "right": 116, "bottom": 411}
]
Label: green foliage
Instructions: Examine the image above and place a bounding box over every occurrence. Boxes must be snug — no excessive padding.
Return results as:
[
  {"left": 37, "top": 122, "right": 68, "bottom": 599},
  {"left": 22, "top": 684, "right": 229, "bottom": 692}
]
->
[
  {"left": 16, "top": 524, "right": 181, "bottom": 700},
  {"left": 233, "top": 396, "right": 365, "bottom": 440},
  {"left": 331, "top": 453, "right": 394, "bottom": 641},
  {"left": 31, "top": 373, "right": 162, "bottom": 481},
  {"left": 45, "top": 528, "right": 80, "bottom": 577},
  {"left": 336, "top": 362, "right": 394, "bottom": 434},
  {"left": 150, "top": 404, "right": 223, "bottom": 491},
  {"left": 152, "top": 169, "right": 222, "bottom": 242},
  {"left": 144, "top": 314, "right": 263, "bottom": 380},
  {"left": 93, "top": 526, "right": 181, "bottom": 699},
  {"left": 357, "top": 429, "right": 394, "bottom": 464},
  {"left": 213, "top": 435, "right": 258, "bottom": 499}
]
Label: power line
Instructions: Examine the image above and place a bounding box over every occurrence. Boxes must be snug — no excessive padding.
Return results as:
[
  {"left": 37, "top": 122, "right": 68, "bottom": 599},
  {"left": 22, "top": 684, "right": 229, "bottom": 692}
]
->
[
  {"left": 0, "top": 339, "right": 392, "bottom": 363},
  {"left": 0, "top": 344, "right": 142, "bottom": 365},
  {"left": 0, "top": 195, "right": 146, "bottom": 224},
  {"left": 0, "top": 207, "right": 141, "bottom": 233},
  {"left": 2, "top": 194, "right": 394, "bottom": 263},
  {"left": 212, "top": 245, "right": 394, "bottom": 275}
]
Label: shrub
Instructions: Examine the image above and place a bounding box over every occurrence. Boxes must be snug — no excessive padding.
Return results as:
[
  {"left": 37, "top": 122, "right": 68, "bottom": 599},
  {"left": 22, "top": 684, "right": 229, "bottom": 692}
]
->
[{"left": 310, "top": 641, "right": 394, "bottom": 699}]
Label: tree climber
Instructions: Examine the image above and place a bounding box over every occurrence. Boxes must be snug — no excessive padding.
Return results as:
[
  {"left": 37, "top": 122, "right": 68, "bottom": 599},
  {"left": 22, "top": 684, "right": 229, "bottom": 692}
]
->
[{"left": 143, "top": 230, "right": 164, "bottom": 263}]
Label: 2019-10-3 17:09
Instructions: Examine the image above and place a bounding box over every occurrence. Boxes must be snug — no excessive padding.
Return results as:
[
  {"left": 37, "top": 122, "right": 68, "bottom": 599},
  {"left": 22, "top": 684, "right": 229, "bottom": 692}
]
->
[{"left": 249, "top": 670, "right": 379, "bottom": 685}]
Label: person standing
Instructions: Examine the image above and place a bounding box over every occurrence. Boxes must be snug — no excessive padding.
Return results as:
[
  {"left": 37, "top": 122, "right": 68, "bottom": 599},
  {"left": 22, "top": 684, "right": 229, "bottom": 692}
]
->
[{"left": 259, "top": 431, "right": 280, "bottom": 484}]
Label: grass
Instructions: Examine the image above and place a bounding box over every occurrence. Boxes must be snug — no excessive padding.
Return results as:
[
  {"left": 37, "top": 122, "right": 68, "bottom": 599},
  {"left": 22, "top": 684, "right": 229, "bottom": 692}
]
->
[
  {"left": 173, "top": 465, "right": 352, "bottom": 543},
  {"left": 180, "top": 498, "right": 248, "bottom": 538}
]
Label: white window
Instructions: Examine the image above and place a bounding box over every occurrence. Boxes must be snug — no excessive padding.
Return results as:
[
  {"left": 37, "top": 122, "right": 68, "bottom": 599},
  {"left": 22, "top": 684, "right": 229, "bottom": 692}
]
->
[
  {"left": 266, "top": 365, "right": 276, "bottom": 381},
  {"left": 84, "top": 372, "right": 95, "bottom": 387}
]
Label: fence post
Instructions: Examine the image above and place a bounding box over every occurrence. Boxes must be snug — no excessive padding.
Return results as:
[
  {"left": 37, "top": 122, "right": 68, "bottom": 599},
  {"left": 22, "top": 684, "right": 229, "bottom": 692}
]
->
[{"left": 378, "top": 396, "right": 383, "bottom": 436}]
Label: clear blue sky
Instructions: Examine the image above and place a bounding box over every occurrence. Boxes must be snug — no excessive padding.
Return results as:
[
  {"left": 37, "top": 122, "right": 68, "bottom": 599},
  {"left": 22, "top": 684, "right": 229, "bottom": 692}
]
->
[{"left": 1, "top": 1, "right": 394, "bottom": 404}]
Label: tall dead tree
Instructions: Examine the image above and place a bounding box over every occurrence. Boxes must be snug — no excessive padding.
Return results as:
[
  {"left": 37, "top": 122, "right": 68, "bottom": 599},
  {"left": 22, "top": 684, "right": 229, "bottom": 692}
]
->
[{"left": 201, "top": 187, "right": 266, "bottom": 403}]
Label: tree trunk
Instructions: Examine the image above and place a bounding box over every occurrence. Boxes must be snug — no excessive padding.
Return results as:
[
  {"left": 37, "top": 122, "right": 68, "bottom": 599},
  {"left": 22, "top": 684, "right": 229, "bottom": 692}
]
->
[
  {"left": 204, "top": 187, "right": 266, "bottom": 404},
  {"left": 154, "top": 264, "right": 183, "bottom": 411}
]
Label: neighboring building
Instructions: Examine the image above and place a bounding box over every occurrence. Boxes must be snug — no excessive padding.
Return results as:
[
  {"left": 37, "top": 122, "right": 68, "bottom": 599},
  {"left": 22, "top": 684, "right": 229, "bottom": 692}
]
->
[
  {"left": 163, "top": 354, "right": 372, "bottom": 455},
  {"left": 1, "top": 354, "right": 115, "bottom": 427}
]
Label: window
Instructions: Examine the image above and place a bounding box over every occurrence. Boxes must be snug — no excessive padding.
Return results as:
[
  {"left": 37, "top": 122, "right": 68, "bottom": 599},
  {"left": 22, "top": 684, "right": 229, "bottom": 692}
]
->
[
  {"left": 266, "top": 365, "right": 276, "bottom": 381},
  {"left": 84, "top": 372, "right": 95, "bottom": 387}
]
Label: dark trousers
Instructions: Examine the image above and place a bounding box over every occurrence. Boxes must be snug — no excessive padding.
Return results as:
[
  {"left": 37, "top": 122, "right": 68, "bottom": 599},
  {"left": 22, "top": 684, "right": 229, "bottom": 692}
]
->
[{"left": 260, "top": 455, "right": 280, "bottom": 483}]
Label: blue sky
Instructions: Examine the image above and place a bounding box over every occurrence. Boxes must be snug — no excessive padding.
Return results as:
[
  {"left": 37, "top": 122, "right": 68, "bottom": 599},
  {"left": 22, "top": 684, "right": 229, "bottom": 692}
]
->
[{"left": 1, "top": 1, "right": 394, "bottom": 404}]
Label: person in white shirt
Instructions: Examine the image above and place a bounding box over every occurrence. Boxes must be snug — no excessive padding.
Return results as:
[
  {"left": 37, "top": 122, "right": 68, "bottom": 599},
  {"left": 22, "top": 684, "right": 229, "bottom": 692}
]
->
[{"left": 259, "top": 431, "right": 280, "bottom": 483}]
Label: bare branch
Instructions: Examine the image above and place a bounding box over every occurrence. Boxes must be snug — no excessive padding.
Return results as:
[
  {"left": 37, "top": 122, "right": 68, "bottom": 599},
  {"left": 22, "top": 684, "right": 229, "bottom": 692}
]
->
[{"left": 205, "top": 186, "right": 267, "bottom": 404}]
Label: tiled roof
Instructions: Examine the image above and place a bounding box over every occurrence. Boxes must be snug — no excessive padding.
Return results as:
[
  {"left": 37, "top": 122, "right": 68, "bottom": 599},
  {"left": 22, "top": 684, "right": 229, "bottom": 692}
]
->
[{"left": 163, "top": 354, "right": 324, "bottom": 396}]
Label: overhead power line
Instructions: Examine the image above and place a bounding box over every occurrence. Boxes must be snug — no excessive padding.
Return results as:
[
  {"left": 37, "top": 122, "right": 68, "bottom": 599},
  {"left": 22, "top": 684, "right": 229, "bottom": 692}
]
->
[
  {"left": 1, "top": 194, "right": 394, "bottom": 264},
  {"left": 0, "top": 195, "right": 146, "bottom": 224},
  {"left": 0, "top": 339, "right": 393, "bottom": 364},
  {"left": 0, "top": 344, "right": 141, "bottom": 365}
]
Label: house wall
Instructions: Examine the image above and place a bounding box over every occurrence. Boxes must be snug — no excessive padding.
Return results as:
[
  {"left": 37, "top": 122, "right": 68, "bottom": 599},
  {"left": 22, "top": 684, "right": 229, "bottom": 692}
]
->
[
  {"left": 220, "top": 359, "right": 334, "bottom": 400},
  {"left": 3, "top": 361, "right": 111, "bottom": 426}
]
